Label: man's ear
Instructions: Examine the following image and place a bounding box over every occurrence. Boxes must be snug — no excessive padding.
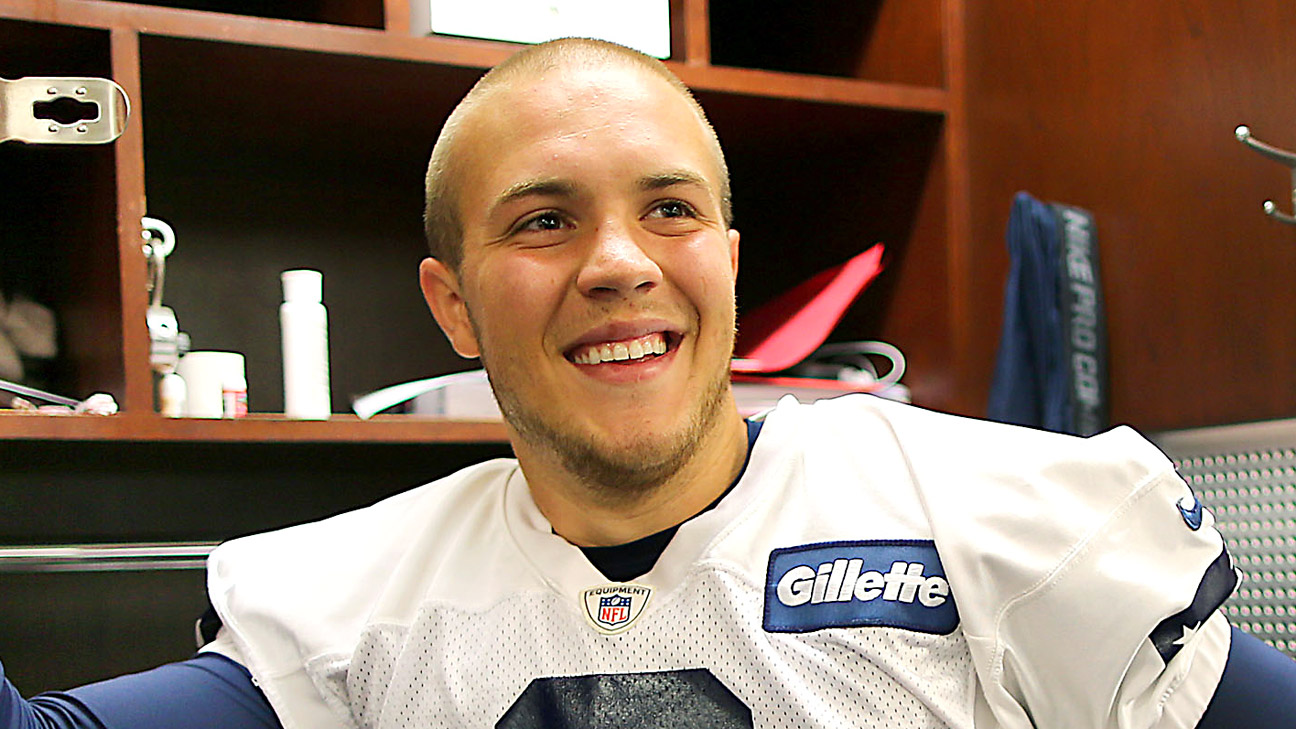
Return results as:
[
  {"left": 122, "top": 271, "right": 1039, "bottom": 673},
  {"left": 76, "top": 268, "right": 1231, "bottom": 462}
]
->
[
  {"left": 419, "top": 257, "right": 480, "bottom": 358},
  {"left": 728, "top": 228, "right": 740, "bottom": 276}
]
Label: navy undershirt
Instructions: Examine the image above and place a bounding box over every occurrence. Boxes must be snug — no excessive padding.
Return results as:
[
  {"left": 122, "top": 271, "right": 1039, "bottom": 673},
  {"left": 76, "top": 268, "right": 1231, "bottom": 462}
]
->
[
  {"left": 6, "top": 418, "right": 1296, "bottom": 728},
  {"left": 1, "top": 652, "right": 277, "bottom": 729},
  {"left": 580, "top": 418, "right": 762, "bottom": 582}
]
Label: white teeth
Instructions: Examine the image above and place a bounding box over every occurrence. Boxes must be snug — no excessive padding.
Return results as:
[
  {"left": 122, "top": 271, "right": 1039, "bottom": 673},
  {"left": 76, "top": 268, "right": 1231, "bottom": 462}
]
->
[{"left": 572, "top": 332, "right": 668, "bottom": 365}]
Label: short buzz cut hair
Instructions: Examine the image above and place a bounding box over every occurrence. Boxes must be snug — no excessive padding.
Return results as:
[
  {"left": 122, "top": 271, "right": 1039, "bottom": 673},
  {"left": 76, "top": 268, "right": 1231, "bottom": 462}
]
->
[{"left": 423, "top": 37, "right": 732, "bottom": 271}]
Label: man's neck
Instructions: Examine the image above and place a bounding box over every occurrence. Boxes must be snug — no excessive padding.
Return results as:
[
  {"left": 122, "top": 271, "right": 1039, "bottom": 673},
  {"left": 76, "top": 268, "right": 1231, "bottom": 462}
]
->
[{"left": 517, "top": 406, "right": 749, "bottom": 548}]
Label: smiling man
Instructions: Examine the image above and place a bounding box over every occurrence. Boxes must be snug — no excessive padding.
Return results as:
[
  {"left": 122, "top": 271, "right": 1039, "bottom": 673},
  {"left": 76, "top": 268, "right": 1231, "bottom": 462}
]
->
[
  {"left": 4, "top": 37, "right": 1296, "bottom": 729},
  {"left": 418, "top": 42, "right": 747, "bottom": 547}
]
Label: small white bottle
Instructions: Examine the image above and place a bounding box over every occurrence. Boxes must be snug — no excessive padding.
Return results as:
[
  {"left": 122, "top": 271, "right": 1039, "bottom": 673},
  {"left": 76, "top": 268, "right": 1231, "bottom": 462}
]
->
[
  {"left": 158, "top": 372, "right": 186, "bottom": 417},
  {"left": 280, "top": 269, "right": 331, "bottom": 419}
]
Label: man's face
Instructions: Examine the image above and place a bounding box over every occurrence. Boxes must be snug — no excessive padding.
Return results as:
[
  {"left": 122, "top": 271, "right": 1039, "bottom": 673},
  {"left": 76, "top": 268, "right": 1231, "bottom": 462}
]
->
[{"left": 422, "top": 65, "right": 740, "bottom": 493}]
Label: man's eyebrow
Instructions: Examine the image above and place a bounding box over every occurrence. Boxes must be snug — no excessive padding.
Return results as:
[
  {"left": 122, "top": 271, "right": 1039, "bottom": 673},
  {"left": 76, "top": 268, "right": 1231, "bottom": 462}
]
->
[
  {"left": 638, "top": 170, "right": 711, "bottom": 192},
  {"left": 493, "top": 178, "right": 579, "bottom": 211}
]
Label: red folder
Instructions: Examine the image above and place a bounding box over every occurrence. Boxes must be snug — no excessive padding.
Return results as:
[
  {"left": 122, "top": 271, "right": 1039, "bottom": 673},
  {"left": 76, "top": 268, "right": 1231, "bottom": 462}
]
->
[{"left": 732, "top": 243, "right": 886, "bottom": 374}]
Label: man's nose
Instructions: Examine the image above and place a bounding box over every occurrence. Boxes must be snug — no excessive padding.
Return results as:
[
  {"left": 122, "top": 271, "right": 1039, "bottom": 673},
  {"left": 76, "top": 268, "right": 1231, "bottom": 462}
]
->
[{"left": 575, "top": 222, "right": 663, "bottom": 299}]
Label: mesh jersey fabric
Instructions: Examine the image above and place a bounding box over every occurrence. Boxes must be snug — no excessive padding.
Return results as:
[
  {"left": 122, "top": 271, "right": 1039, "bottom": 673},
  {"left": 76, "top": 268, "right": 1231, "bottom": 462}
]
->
[{"left": 205, "top": 394, "right": 1234, "bottom": 728}]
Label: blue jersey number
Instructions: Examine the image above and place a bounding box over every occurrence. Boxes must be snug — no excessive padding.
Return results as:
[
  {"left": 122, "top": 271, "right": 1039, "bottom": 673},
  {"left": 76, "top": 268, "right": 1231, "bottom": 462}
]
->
[{"left": 497, "top": 668, "right": 752, "bottom": 728}]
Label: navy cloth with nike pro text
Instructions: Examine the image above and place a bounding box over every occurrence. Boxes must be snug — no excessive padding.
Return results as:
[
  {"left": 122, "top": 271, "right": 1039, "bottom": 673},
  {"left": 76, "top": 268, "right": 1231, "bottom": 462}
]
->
[{"left": 988, "top": 192, "right": 1109, "bottom": 436}]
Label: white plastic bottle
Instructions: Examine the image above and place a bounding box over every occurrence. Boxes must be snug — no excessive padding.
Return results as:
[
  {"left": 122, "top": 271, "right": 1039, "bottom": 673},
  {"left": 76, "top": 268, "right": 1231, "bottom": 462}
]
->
[
  {"left": 280, "top": 269, "right": 331, "bottom": 420},
  {"left": 158, "top": 371, "right": 186, "bottom": 417}
]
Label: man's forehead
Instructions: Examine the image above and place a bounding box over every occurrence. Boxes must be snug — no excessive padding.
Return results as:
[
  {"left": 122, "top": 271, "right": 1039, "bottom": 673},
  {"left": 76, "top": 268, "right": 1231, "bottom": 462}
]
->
[
  {"left": 459, "top": 72, "right": 716, "bottom": 188},
  {"left": 477, "top": 64, "right": 670, "bottom": 126}
]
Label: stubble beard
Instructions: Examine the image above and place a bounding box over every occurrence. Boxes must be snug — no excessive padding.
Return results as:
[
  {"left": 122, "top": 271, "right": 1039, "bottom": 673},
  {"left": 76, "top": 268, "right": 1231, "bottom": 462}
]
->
[{"left": 476, "top": 331, "right": 734, "bottom": 503}]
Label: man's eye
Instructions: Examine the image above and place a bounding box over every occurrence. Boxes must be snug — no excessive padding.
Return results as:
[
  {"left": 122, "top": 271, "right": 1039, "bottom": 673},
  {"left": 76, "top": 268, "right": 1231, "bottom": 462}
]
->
[
  {"left": 640, "top": 199, "right": 694, "bottom": 220},
  {"left": 663, "top": 199, "right": 694, "bottom": 216},
  {"left": 649, "top": 200, "right": 697, "bottom": 219},
  {"left": 519, "top": 212, "right": 565, "bottom": 232}
]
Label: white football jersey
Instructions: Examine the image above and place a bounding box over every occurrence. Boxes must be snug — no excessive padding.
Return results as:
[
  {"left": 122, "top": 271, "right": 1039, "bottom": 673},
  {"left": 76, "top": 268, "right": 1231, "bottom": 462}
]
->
[{"left": 205, "top": 395, "right": 1234, "bottom": 728}]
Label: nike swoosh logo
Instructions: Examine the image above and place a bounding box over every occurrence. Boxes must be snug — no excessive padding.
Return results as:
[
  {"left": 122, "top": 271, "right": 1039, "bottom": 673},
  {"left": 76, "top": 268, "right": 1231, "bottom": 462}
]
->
[{"left": 1177, "top": 494, "right": 1204, "bottom": 531}]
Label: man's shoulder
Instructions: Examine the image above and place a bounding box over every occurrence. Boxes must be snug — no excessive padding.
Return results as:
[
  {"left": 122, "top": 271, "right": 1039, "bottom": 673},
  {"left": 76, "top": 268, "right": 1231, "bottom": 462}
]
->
[
  {"left": 205, "top": 457, "right": 521, "bottom": 680},
  {"left": 766, "top": 394, "right": 1182, "bottom": 558},
  {"left": 212, "top": 457, "right": 518, "bottom": 562},
  {"left": 206, "top": 458, "right": 519, "bottom": 624},
  {"left": 790, "top": 393, "right": 1172, "bottom": 485}
]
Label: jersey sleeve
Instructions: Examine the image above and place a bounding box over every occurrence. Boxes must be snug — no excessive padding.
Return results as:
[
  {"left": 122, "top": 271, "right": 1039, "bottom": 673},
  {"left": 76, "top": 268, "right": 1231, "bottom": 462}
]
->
[
  {"left": 854, "top": 398, "right": 1240, "bottom": 729},
  {"left": 67, "top": 653, "right": 281, "bottom": 729},
  {"left": 1, "top": 653, "right": 280, "bottom": 729},
  {"left": 942, "top": 428, "right": 1237, "bottom": 728}
]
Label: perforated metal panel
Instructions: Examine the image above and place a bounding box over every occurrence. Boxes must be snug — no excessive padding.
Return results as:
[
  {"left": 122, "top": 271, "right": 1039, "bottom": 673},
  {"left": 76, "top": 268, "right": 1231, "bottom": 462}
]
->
[{"left": 1154, "top": 420, "right": 1296, "bottom": 658}]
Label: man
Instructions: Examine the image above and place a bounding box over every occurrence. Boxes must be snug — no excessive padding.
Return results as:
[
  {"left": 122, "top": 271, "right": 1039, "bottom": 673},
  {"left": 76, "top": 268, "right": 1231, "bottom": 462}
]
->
[
  {"left": 416, "top": 34, "right": 748, "bottom": 549},
  {"left": 3, "top": 37, "right": 1296, "bottom": 729}
]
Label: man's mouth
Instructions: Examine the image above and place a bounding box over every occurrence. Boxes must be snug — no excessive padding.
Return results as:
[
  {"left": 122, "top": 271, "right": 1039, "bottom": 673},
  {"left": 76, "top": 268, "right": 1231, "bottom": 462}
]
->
[{"left": 568, "top": 332, "right": 671, "bottom": 365}]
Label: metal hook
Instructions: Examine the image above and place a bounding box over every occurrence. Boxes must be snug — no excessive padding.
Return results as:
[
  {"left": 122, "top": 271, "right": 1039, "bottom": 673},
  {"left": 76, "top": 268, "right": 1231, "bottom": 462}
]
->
[
  {"left": 140, "top": 217, "right": 187, "bottom": 374},
  {"left": 141, "top": 216, "right": 175, "bottom": 309},
  {"left": 1235, "top": 125, "right": 1296, "bottom": 225}
]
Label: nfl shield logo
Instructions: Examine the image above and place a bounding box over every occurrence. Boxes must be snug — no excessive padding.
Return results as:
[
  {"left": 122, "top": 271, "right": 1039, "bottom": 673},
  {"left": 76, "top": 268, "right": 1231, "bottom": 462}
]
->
[
  {"left": 599, "top": 596, "right": 632, "bottom": 627},
  {"left": 581, "top": 584, "right": 653, "bottom": 634}
]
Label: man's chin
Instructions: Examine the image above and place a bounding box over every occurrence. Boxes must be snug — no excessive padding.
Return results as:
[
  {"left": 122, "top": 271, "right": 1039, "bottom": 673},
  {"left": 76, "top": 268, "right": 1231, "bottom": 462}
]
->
[
  {"left": 500, "top": 388, "right": 732, "bottom": 498},
  {"left": 517, "top": 416, "right": 702, "bottom": 498}
]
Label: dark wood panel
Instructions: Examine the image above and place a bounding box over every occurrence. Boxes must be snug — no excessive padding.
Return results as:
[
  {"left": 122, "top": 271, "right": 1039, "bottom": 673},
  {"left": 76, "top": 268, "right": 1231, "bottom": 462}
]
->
[
  {"left": 4, "top": 0, "right": 955, "bottom": 111},
  {"left": 0, "top": 411, "right": 510, "bottom": 443},
  {"left": 110, "top": 27, "right": 155, "bottom": 414},
  {"left": 0, "top": 569, "right": 209, "bottom": 693},
  {"left": 965, "top": 0, "right": 1296, "bottom": 430},
  {"left": 89, "top": 0, "right": 384, "bottom": 28},
  {"left": 9, "top": 0, "right": 517, "bottom": 72},
  {"left": 853, "top": 0, "right": 946, "bottom": 88},
  {"left": 675, "top": 63, "right": 947, "bottom": 113},
  {"left": 864, "top": 121, "right": 959, "bottom": 409},
  {"left": 0, "top": 20, "right": 126, "bottom": 404},
  {"left": 382, "top": 0, "right": 407, "bottom": 35},
  {"left": 671, "top": 0, "right": 709, "bottom": 66},
  {"left": 708, "top": 0, "right": 944, "bottom": 87},
  {"left": 0, "top": 438, "right": 512, "bottom": 543}
]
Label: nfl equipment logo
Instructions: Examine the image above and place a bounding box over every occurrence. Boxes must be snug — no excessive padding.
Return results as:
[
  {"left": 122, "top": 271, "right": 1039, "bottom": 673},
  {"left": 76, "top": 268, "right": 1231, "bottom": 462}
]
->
[
  {"left": 599, "top": 596, "right": 632, "bottom": 627},
  {"left": 581, "top": 584, "right": 652, "bottom": 634}
]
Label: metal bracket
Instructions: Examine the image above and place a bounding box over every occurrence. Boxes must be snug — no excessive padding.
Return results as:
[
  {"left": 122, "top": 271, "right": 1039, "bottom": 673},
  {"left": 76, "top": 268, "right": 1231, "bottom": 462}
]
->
[
  {"left": 0, "top": 76, "right": 130, "bottom": 145},
  {"left": 142, "top": 217, "right": 189, "bottom": 374},
  {"left": 1235, "top": 125, "right": 1296, "bottom": 226}
]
